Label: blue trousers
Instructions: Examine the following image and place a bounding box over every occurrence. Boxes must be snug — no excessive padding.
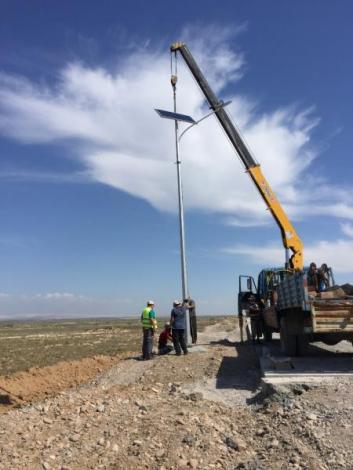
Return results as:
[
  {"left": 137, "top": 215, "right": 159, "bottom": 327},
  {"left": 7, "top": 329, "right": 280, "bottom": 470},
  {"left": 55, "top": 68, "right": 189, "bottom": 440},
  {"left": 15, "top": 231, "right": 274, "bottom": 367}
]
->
[{"left": 172, "top": 329, "right": 188, "bottom": 355}]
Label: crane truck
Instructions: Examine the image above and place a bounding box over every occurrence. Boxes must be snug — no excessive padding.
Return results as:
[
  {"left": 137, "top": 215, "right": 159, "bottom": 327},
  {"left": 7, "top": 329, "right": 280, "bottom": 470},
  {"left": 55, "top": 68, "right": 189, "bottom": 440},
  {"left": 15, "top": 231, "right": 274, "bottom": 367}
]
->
[{"left": 170, "top": 42, "right": 353, "bottom": 356}]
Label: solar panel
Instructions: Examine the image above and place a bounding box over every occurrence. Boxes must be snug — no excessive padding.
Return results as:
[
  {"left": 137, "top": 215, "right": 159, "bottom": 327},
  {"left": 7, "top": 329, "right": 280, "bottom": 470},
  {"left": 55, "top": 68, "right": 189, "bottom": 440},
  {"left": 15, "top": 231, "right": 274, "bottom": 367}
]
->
[{"left": 155, "top": 109, "right": 196, "bottom": 124}]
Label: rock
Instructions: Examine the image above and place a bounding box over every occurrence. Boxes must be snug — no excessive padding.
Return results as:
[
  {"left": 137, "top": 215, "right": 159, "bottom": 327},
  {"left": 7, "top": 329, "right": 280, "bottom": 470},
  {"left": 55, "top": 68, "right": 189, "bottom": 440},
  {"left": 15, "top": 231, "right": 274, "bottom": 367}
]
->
[
  {"left": 233, "top": 436, "right": 247, "bottom": 451},
  {"left": 306, "top": 413, "right": 317, "bottom": 421},
  {"left": 98, "top": 438, "right": 105, "bottom": 446},
  {"left": 112, "top": 444, "right": 119, "bottom": 452},
  {"left": 182, "top": 436, "right": 195, "bottom": 446},
  {"left": 69, "top": 434, "right": 80, "bottom": 442},
  {"left": 133, "top": 440, "right": 142, "bottom": 446},
  {"left": 268, "top": 438, "right": 279, "bottom": 448},
  {"left": 155, "top": 449, "right": 165, "bottom": 458},
  {"left": 178, "top": 458, "right": 188, "bottom": 468},
  {"left": 43, "top": 417, "right": 53, "bottom": 424},
  {"left": 189, "top": 459, "right": 198, "bottom": 468},
  {"left": 188, "top": 392, "right": 203, "bottom": 402},
  {"left": 96, "top": 405, "right": 105, "bottom": 413},
  {"left": 224, "top": 437, "right": 238, "bottom": 450},
  {"left": 42, "top": 462, "right": 50, "bottom": 470}
]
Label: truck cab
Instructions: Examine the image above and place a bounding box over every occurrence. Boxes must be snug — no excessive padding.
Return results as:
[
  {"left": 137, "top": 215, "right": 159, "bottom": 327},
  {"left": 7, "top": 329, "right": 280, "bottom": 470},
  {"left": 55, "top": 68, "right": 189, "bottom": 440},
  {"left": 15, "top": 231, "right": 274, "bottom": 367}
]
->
[{"left": 238, "top": 268, "right": 353, "bottom": 356}]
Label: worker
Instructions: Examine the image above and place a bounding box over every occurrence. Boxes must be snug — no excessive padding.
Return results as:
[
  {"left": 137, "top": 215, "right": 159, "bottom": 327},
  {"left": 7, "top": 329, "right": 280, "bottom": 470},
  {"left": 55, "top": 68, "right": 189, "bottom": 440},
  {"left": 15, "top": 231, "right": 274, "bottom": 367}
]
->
[
  {"left": 247, "top": 294, "right": 262, "bottom": 344},
  {"left": 318, "top": 263, "right": 330, "bottom": 291},
  {"left": 170, "top": 300, "right": 188, "bottom": 356},
  {"left": 307, "top": 262, "right": 319, "bottom": 292},
  {"left": 158, "top": 322, "right": 173, "bottom": 355},
  {"left": 141, "top": 300, "right": 158, "bottom": 360}
]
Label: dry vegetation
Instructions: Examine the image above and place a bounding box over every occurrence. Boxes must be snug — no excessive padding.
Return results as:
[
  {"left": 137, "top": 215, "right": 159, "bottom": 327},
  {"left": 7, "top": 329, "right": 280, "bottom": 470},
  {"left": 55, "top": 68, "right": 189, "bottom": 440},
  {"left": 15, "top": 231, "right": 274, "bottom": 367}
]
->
[{"left": 0, "top": 316, "right": 229, "bottom": 375}]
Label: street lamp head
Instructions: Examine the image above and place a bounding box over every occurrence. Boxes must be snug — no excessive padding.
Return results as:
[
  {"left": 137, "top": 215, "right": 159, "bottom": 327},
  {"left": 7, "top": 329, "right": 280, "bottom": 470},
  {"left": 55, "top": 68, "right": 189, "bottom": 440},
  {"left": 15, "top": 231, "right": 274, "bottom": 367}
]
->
[{"left": 154, "top": 108, "right": 196, "bottom": 124}]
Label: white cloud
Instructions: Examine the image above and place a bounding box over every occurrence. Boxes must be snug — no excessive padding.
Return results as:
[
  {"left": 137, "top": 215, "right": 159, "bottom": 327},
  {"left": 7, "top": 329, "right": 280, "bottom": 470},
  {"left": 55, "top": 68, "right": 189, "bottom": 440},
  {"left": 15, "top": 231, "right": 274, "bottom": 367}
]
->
[
  {"left": 225, "top": 238, "right": 353, "bottom": 273},
  {"left": 0, "top": 292, "right": 134, "bottom": 319},
  {"left": 341, "top": 223, "right": 353, "bottom": 238},
  {"left": 0, "top": 27, "right": 351, "bottom": 224},
  {"left": 33, "top": 292, "right": 84, "bottom": 301}
]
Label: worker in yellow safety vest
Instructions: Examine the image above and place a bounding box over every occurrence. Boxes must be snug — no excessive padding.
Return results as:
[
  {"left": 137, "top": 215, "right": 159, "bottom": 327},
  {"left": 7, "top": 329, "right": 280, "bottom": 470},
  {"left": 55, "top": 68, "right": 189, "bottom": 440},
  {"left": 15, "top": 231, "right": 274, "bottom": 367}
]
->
[{"left": 141, "top": 300, "right": 158, "bottom": 360}]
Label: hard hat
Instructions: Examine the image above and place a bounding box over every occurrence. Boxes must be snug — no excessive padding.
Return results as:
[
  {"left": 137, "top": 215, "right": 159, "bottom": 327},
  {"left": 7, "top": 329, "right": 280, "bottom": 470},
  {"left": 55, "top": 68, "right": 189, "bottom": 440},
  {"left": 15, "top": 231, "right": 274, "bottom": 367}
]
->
[
  {"left": 165, "top": 322, "right": 170, "bottom": 327},
  {"left": 147, "top": 300, "right": 155, "bottom": 305},
  {"left": 173, "top": 300, "right": 181, "bottom": 306}
]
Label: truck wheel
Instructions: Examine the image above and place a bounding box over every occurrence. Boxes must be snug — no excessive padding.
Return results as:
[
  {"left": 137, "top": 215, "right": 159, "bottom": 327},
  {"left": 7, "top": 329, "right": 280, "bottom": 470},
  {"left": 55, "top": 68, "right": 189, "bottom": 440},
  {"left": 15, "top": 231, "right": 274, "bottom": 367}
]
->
[
  {"left": 280, "top": 317, "right": 297, "bottom": 356},
  {"left": 264, "top": 327, "right": 273, "bottom": 342},
  {"left": 296, "top": 334, "right": 309, "bottom": 356}
]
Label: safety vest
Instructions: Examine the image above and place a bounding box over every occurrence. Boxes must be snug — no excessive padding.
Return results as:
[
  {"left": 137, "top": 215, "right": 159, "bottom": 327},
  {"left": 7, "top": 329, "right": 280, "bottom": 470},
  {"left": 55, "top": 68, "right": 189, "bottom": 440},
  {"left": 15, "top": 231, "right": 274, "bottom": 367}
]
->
[{"left": 141, "top": 307, "right": 152, "bottom": 328}]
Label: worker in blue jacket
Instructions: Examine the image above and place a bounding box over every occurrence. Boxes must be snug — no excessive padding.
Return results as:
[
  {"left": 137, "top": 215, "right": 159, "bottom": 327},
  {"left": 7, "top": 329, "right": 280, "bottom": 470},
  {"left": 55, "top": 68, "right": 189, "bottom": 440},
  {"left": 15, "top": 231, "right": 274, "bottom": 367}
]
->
[{"left": 170, "top": 300, "right": 188, "bottom": 356}]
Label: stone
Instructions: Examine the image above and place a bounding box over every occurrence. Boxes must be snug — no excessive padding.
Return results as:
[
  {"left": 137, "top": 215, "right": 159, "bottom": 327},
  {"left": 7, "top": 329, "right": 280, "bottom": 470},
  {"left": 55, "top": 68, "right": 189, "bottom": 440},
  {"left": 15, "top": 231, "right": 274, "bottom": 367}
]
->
[
  {"left": 155, "top": 449, "right": 165, "bottom": 458},
  {"left": 268, "top": 439, "right": 279, "bottom": 448},
  {"left": 98, "top": 438, "right": 105, "bottom": 446},
  {"left": 189, "top": 392, "right": 203, "bottom": 402},
  {"left": 43, "top": 417, "right": 53, "bottom": 425},
  {"left": 69, "top": 434, "right": 80, "bottom": 442},
  {"left": 189, "top": 459, "right": 198, "bottom": 468},
  {"left": 133, "top": 440, "right": 142, "bottom": 446},
  {"left": 112, "top": 444, "right": 119, "bottom": 452},
  {"left": 233, "top": 436, "right": 247, "bottom": 451},
  {"left": 182, "top": 436, "right": 195, "bottom": 446},
  {"left": 178, "top": 458, "right": 188, "bottom": 468},
  {"left": 225, "top": 437, "right": 238, "bottom": 450},
  {"left": 96, "top": 405, "right": 105, "bottom": 413},
  {"left": 42, "top": 463, "right": 50, "bottom": 470}
]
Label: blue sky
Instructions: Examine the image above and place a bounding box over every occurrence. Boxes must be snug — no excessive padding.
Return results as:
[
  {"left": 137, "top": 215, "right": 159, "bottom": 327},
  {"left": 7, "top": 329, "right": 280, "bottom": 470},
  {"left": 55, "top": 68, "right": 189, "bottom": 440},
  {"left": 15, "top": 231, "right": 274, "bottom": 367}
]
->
[{"left": 0, "top": 1, "right": 352, "bottom": 318}]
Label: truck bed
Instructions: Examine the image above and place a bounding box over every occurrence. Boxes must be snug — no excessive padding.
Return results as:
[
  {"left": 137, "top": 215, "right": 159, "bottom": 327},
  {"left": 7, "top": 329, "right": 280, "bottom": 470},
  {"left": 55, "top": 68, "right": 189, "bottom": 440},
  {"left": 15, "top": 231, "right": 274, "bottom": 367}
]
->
[
  {"left": 277, "top": 272, "right": 353, "bottom": 334},
  {"left": 312, "top": 298, "right": 353, "bottom": 333}
]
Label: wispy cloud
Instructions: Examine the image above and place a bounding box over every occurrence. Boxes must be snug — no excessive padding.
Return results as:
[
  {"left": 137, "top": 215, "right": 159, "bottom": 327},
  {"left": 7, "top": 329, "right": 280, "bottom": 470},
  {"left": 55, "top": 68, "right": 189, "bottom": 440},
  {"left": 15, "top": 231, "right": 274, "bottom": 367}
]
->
[
  {"left": 225, "top": 238, "right": 353, "bottom": 273},
  {"left": 0, "top": 25, "right": 351, "bottom": 225},
  {"left": 0, "top": 169, "right": 92, "bottom": 184},
  {"left": 341, "top": 223, "right": 353, "bottom": 238},
  {"left": 0, "top": 292, "right": 134, "bottom": 319}
]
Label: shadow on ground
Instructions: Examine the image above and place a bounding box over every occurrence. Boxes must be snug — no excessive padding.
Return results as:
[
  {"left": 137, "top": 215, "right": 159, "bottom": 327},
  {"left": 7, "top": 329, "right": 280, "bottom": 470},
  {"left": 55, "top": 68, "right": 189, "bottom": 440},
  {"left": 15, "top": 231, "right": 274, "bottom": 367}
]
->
[{"left": 214, "top": 340, "right": 261, "bottom": 393}]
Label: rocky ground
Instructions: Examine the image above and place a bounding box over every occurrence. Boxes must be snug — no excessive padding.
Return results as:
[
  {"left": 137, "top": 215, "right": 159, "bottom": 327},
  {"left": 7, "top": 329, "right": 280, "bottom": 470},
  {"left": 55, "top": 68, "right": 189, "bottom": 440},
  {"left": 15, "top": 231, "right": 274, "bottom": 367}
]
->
[{"left": 0, "top": 318, "right": 353, "bottom": 469}]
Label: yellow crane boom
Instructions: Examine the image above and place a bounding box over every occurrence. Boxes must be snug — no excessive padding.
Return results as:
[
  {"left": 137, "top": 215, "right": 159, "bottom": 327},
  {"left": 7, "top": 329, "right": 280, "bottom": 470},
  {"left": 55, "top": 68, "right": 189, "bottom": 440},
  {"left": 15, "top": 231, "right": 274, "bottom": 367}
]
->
[{"left": 171, "top": 42, "right": 303, "bottom": 270}]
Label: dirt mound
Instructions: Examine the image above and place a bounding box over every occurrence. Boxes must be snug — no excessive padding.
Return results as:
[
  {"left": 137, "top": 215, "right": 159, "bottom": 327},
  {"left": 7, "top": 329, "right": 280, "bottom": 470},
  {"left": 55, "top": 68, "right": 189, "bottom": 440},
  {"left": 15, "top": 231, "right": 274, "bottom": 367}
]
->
[{"left": 0, "top": 354, "right": 123, "bottom": 410}]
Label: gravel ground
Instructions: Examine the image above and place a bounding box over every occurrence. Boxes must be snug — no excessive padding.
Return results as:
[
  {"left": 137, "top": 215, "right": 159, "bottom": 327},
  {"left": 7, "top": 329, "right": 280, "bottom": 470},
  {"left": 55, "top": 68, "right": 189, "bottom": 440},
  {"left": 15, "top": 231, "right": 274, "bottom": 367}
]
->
[{"left": 0, "top": 318, "right": 353, "bottom": 469}]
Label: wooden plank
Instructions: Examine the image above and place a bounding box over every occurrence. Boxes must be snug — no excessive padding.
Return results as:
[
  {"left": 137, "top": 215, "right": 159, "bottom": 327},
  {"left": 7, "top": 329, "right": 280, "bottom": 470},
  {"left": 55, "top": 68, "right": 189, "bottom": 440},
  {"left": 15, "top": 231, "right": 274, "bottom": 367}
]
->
[
  {"left": 316, "top": 318, "right": 353, "bottom": 324},
  {"left": 315, "top": 311, "right": 353, "bottom": 317},
  {"left": 315, "top": 327, "right": 353, "bottom": 333}
]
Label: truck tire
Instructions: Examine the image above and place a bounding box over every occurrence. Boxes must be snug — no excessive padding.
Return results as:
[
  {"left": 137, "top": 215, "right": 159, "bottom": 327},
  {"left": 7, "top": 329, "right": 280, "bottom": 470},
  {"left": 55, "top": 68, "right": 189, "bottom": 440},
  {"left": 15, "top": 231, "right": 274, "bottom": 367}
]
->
[
  {"left": 263, "top": 327, "right": 273, "bottom": 342},
  {"left": 280, "top": 317, "right": 297, "bottom": 356},
  {"left": 296, "top": 334, "right": 309, "bottom": 356}
]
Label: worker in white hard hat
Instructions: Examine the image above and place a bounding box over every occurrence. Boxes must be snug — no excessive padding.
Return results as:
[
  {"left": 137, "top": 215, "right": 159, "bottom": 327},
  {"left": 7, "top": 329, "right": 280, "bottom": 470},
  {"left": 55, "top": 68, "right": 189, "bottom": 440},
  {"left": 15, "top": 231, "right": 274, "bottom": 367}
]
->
[
  {"left": 170, "top": 300, "right": 188, "bottom": 356},
  {"left": 141, "top": 300, "right": 158, "bottom": 360}
]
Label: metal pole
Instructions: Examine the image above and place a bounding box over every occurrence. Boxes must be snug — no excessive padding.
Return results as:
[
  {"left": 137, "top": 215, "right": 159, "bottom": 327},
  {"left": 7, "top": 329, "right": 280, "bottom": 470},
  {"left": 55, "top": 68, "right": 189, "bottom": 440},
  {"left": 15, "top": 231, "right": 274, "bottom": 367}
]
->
[{"left": 172, "top": 78, "right": 191, "bottom": 345}]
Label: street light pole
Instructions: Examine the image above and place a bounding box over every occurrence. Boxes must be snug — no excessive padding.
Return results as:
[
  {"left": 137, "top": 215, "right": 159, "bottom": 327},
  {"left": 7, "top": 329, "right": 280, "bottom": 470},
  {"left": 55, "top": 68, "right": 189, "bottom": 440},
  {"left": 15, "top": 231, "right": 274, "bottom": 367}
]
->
[
  {"left": 171, "top": 75, "right": 191, "bottom": 345},
  {"left": 155, "top": 91, "right": 231, "bottom": 347},
  {"left": 172, "top": 78, "right": 188, "bottom": 301}
]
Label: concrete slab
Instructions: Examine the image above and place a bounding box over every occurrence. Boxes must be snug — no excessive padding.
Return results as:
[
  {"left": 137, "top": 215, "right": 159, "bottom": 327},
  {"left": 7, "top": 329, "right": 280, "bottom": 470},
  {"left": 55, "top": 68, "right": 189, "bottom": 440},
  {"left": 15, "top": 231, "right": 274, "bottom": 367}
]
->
[
  {"left": 188, "top": 345, "right": 208, "bottom": 353},
  {"left": 257, "top": 340, "right": 353, "bottom": 385}
]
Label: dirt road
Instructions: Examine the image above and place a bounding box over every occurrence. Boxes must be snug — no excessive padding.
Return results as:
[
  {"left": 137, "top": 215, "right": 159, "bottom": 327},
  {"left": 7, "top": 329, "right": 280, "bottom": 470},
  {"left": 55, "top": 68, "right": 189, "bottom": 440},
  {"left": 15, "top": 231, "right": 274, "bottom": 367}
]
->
[{"left": 0, "top": 318, "right": 352, "bottom": 469}]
